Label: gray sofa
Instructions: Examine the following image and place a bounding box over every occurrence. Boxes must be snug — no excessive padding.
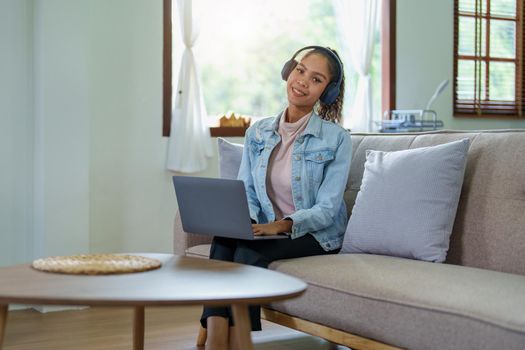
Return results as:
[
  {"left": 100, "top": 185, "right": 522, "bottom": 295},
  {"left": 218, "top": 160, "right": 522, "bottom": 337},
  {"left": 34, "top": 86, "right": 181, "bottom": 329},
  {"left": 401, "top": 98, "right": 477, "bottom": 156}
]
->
[{"left": 174, "top": 130, "right": 525, "bottom": 350}]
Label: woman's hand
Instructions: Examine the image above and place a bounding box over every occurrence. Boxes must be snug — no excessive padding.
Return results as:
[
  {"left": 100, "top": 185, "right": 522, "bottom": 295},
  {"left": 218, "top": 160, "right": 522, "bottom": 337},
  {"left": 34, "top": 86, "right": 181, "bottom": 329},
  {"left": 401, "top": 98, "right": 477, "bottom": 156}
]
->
[{"left": 252, "top": 220, "right": 293, "bottom": 236}]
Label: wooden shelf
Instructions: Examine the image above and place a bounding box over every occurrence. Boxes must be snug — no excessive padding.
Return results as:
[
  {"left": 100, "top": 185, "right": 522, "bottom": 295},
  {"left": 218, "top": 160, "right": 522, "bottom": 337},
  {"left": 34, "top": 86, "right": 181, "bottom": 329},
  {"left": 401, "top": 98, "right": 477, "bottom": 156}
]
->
[{"left": 209, "top": 126, "right": 248, "bottom": 137}]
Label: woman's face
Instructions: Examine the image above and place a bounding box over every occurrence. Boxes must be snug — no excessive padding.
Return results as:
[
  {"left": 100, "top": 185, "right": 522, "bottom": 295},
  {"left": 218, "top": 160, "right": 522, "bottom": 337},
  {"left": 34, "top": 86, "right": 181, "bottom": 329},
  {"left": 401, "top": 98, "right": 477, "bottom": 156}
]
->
[{"left": 286, "top": 53, "right": 331, "bottom": 111}]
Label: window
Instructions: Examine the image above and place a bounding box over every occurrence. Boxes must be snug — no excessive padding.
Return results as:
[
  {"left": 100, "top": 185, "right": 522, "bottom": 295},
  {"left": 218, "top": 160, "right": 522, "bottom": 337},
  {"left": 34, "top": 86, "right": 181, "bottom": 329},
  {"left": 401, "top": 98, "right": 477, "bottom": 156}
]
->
[
  {"left": 454, "top": 0, "right": 524, "bottom": 118},
  {"left": 193, "top": 0, "right": 373, "bottom": 127},
  {"left": 163, "top": 0, "right": 396, "bottom": 136}
]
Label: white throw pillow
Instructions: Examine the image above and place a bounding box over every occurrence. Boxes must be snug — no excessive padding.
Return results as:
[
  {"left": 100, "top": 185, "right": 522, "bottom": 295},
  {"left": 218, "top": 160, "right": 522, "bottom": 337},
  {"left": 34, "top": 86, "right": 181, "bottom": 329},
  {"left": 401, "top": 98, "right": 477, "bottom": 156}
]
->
[
  {"left": 217, "top": 138, "right": 244, "bottom": 179},
  {"left": 341, "top": 138, "right": 470, "bottom": 262}
]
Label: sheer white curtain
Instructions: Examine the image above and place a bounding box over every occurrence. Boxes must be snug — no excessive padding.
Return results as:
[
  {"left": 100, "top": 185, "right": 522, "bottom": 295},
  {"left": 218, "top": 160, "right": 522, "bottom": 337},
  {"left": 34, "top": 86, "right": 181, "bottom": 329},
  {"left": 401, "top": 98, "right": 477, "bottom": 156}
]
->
[
  {"left": 166, "top": 0, "right": 212, "bottom": 173},
  {"left": 332, "top": 0, "right": 380, "bottom": 131}
]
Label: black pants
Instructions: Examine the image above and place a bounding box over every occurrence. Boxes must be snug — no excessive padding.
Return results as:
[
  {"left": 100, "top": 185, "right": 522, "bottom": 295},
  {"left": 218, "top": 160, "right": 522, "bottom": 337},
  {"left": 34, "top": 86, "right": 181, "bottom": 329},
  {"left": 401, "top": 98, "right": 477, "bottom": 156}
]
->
[{"left": 200, "top": 234, "right": 338, "bottom": 331}]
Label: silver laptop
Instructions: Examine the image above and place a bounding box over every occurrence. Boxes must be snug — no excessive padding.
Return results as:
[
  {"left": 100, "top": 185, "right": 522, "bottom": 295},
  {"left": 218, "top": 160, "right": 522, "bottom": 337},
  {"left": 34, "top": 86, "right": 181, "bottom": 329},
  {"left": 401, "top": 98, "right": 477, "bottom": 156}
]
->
[{"left": 172, "top": 176, "right": 288, "bottom": 240}]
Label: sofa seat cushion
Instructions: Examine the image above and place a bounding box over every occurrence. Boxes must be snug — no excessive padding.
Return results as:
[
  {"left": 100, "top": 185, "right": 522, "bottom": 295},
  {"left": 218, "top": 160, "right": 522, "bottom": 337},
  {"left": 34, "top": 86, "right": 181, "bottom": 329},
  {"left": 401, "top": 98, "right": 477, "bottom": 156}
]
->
[
  {"left": 185, "top": 244, "right": 211, "bottom": 259},
  {"left": 268, "top": 254, "right": 525, "bottom": 350}
]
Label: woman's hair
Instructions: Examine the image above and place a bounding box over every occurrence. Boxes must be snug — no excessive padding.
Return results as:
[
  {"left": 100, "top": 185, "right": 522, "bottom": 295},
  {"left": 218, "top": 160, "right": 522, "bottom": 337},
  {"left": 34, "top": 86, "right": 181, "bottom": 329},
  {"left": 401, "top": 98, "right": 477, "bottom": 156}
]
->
[{"left": 303, "top": 48, "right": 345, "bottom": 124}]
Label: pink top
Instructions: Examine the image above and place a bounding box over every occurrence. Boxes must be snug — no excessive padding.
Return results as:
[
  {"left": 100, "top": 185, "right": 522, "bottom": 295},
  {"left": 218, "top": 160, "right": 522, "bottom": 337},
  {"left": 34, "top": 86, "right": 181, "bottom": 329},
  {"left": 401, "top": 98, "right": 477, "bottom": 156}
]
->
[{"left": 266, "top": 110, "right": 312, "bottom": 220}]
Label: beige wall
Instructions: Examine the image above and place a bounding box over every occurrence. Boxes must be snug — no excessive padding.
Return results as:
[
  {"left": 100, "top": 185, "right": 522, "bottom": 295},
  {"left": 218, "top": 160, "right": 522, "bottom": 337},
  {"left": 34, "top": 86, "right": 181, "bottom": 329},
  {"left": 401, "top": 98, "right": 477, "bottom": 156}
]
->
[
  {"left": 2, "top": 0, "right": 524, "bottom": 266},
  {"left": 86, "top": 0, "right": 173, "bottom": 253},
  {"left": 33, "top": 0, "right": 91, "bottom": 258},
  {"left": 0, "top": 0, "right": 34, "bottom": 266}
]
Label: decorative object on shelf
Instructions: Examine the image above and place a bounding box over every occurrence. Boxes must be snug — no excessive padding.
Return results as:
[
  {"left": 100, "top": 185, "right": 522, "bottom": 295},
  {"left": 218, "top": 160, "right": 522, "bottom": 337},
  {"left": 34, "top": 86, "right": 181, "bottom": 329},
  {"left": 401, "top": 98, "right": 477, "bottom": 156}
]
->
[
  {"left": 379, "top": 80, "right": 448, "bottom": 133},
  {"left": 219, "top": 112, "right": 251, "bottom": 128},
  {"left": 32, "top": 254, "right": 162, "bottom": 275},
  {"left": 380, "top": 110, "right": 444, "bottom": 133}
]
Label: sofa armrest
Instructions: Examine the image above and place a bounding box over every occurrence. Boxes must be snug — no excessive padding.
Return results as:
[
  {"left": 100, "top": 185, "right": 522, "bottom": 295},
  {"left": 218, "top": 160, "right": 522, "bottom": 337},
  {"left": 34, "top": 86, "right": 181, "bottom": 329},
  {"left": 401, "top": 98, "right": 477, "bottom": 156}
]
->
[{"left": 173, "top": 210, "right": 213, "bottom": 255}]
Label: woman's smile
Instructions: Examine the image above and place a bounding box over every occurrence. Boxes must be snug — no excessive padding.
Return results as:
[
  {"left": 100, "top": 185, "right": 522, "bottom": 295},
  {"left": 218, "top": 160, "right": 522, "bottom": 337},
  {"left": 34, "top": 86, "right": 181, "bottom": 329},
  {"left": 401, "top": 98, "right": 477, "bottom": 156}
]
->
[{"left": 291, "top": 87, "right": 307, "bottom": 97}]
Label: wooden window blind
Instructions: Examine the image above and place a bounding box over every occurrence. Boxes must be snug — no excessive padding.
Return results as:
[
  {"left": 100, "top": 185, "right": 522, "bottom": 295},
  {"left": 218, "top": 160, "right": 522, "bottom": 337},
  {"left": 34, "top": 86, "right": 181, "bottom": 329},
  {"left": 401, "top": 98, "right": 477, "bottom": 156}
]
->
[{"left": 454, "top": 0, "right": 524, "bottom": 118}]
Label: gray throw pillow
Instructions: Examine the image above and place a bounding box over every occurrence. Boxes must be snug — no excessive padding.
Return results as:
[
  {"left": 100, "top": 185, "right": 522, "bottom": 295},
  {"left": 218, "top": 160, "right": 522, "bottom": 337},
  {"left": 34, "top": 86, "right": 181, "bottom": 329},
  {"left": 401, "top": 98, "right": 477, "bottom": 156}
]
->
[
  {"left": 217, "top": 137, "right": 244, "bottom": 179},
  {"left": 341, "top": 138, "right": 470, "bottom": 262}
]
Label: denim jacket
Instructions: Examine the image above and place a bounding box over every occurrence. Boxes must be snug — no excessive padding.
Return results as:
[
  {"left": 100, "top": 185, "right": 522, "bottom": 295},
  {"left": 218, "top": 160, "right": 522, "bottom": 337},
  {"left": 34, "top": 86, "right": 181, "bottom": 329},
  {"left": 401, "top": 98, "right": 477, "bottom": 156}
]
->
[{"left": 237, "top": 110, "right": 352, "bottom": 251}]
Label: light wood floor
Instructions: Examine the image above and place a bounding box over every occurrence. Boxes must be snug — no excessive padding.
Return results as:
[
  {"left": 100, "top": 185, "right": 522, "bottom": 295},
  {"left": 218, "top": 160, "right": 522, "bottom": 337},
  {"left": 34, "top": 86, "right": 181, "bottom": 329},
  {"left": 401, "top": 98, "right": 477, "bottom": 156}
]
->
[{"left": 3, "top": 306, "right": 349, "bottom": 349}]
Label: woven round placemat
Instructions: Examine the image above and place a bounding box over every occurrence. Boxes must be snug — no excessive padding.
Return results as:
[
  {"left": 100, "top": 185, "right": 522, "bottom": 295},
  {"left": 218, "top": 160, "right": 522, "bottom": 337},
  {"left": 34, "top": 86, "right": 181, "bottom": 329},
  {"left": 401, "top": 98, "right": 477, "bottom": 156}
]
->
[{"left": 31, "top": 254, "right": 162, "bottom": 275}]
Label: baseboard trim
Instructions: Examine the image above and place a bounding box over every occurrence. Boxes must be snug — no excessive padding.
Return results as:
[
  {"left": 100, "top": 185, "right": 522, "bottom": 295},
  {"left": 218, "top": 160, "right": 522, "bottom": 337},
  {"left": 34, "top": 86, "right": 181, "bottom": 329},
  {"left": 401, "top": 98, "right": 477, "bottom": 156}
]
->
[
  {"left": 32, "top": 305, "right": 89, "bottom": 313},
  {"left": 8, "top": 305, "right": 31, "bottom": 311}
]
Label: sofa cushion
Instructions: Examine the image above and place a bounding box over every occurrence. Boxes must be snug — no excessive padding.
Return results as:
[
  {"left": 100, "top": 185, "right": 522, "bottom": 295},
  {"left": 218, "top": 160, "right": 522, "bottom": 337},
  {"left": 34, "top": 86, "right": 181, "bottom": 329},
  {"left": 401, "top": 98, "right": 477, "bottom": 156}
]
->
[
  {"left": 347, "top": 131, "right": 525, "bottom": 275},
  {"left": 186, "top": 244, "right": 210, "bottom": 259},
  {"left": 218, "top": 137, "right": 244, "bottom": 179},
  {"left": 268, "top": 254, "right": 525, "bottom": 350},
  {"left": 342, "top": 139, "right": 470, "bottom": 262}
]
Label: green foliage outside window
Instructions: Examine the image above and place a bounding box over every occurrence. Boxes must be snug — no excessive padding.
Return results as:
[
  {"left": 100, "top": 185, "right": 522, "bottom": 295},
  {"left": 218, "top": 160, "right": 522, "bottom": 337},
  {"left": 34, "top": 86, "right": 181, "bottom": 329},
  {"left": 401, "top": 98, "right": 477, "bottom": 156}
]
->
[{"left": 193, "top": 0, "right": 381, "bottom": 123}]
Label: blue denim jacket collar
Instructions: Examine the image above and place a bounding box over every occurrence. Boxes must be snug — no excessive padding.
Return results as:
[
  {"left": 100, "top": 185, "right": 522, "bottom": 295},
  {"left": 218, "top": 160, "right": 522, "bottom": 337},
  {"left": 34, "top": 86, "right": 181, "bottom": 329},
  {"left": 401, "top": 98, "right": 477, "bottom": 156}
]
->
[{"left": 264, "top": 109, "right": 322, "bottom": 138}]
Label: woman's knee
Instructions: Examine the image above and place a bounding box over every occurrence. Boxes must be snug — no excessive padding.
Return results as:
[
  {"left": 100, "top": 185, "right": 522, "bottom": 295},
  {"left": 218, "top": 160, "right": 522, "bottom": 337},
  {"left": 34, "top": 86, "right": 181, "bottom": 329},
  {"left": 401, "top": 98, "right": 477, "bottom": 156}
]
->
[
  {"left": 233, "top": 244, "right": 269, "bottom": 268},
  {"left": 209, "top": 236, "right": 237, "bottom": 261}
]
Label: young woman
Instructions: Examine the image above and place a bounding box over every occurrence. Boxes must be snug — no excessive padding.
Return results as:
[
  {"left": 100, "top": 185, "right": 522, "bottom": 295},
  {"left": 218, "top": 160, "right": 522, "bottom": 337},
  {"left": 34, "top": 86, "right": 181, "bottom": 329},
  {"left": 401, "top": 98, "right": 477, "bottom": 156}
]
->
[{"left": 199, "top": 46, "right": 352, "bottom": 350}]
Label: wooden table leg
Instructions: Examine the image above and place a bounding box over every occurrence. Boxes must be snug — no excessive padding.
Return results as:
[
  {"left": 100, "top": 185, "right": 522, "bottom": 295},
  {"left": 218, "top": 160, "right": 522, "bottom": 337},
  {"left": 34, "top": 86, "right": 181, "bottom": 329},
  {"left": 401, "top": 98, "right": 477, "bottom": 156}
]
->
[
  {"left": 0, "top": 304, "right": 8, "bottom": 350},
  {"left": 133, "top": 306, "right": 145, "bottom": 350},
  {"left": 231, "top": 304, "right": 254, "bottom": 350}
]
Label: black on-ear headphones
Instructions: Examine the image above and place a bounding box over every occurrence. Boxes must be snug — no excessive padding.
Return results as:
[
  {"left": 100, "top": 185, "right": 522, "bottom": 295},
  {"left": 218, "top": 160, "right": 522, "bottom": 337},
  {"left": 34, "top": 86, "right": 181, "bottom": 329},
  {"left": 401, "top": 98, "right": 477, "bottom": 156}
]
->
[{"left": 281, "top": 46, "right": 344, "bottom": 105}]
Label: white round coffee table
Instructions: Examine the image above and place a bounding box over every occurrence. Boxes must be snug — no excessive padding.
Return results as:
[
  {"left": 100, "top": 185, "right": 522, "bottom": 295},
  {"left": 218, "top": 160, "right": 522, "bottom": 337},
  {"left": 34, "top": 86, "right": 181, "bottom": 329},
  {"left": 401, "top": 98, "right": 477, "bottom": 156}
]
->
[{"left": 0, "top": 254, "right": 307, "bottom": 349}]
